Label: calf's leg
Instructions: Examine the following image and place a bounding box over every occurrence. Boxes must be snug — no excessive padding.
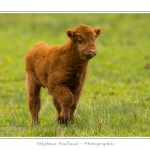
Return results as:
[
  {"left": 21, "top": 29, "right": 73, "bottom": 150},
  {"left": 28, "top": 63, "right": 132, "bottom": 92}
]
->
[
  {"left": 52, "top": 97, "right": 61, "bottom": 121},
  {"left": 70, "top": 89, "right": 82, "bottom": 123},
  {"left": 26, "top": 75, "right": 41, "bottom": 126},
  {"left": 50, "top": 86, "right": 73, "bottom": 124},
  {"left": 70, "top": 103, "right": 77, "bottom": 123}
]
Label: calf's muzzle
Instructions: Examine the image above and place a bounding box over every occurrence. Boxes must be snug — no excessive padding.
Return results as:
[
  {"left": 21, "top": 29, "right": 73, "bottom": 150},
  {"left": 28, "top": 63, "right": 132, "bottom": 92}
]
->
[{"left": 89, "top": 49, "right": 96, "bottom": 57}]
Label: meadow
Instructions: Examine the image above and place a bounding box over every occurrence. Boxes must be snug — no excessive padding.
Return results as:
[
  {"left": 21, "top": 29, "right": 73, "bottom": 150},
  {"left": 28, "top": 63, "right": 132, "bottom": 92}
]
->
[{"left": 0, "top": 13, "right": 150, "bottom": 137}]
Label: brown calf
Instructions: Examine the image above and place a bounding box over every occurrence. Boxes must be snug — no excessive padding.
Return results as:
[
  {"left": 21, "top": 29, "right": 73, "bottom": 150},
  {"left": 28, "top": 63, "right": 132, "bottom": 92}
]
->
[{"left": 25, "top": 24, "right": 101, "bottom": 125}]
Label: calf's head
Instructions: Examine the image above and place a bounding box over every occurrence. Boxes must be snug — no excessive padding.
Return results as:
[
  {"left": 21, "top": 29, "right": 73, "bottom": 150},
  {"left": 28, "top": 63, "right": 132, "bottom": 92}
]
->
[{"left": 66, "top": 24, "right": 101, "bottom": 60}]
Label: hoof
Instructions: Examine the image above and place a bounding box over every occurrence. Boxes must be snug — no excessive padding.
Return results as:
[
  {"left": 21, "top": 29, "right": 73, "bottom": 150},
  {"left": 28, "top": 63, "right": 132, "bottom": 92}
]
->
[
  {"left": 31, "top": 121, "right": 40, "bottom": 127},
  {"left": 57, "top": 116, "right": 69, "bottom": 125}
]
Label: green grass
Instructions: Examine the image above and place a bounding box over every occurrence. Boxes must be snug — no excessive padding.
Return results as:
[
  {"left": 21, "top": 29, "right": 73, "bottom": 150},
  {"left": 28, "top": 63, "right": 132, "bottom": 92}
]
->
[{"left": 0, "top": 13, "right": 150, "bottom": 137}]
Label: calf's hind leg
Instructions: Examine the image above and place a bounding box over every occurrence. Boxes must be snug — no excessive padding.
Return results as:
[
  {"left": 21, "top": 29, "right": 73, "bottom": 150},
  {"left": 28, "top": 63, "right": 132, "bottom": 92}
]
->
[{"left": 26, "top": 75, "right": 41, "bottom": 126}]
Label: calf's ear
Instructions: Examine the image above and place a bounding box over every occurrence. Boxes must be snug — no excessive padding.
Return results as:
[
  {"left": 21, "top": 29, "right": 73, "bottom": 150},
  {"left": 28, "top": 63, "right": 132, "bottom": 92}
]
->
[
  {"left": 94, "top": 28, "right": 101, "bottom": 38},
  {"left": 66, "top": 29, "right": 74, "bottom": 40}
]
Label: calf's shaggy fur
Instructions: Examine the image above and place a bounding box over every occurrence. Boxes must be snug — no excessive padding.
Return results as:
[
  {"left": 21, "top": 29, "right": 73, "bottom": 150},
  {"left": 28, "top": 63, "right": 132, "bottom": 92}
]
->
[{"left": 25, "top": 24, "right": 101, "bottom": 125}]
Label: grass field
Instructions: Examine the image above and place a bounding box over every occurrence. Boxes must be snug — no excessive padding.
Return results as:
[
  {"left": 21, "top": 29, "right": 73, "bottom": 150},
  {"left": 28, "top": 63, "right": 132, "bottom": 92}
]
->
[{"left": 0, "top": 13, "right": 150, "bottom": 137}]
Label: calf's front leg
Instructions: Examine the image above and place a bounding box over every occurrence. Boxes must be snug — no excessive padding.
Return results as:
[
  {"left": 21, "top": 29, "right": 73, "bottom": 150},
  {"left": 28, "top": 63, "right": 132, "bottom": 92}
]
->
[
  {"left": 70, "top": 103, "right": 77, "bottom": 123},
  {"left": 50, "top": 86, "right": 73, "bottom": 125}
]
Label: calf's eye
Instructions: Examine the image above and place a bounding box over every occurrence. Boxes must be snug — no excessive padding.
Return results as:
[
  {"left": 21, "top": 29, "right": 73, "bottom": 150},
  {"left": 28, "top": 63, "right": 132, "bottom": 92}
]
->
[{"left": 77, "top": 40, "right": 83, "bottom": 44}]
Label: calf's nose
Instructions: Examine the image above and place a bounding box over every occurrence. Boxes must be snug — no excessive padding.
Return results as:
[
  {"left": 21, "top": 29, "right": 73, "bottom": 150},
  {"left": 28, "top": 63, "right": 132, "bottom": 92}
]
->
[{"left": 89, "top": 50, "right": 96, "bottom": 56}]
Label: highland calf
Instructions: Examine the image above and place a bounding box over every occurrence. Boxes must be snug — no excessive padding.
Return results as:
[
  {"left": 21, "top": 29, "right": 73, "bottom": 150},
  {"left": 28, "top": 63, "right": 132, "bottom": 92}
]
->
[{"left": 25, "top": 24, "right": 101, "bottom": 125}]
